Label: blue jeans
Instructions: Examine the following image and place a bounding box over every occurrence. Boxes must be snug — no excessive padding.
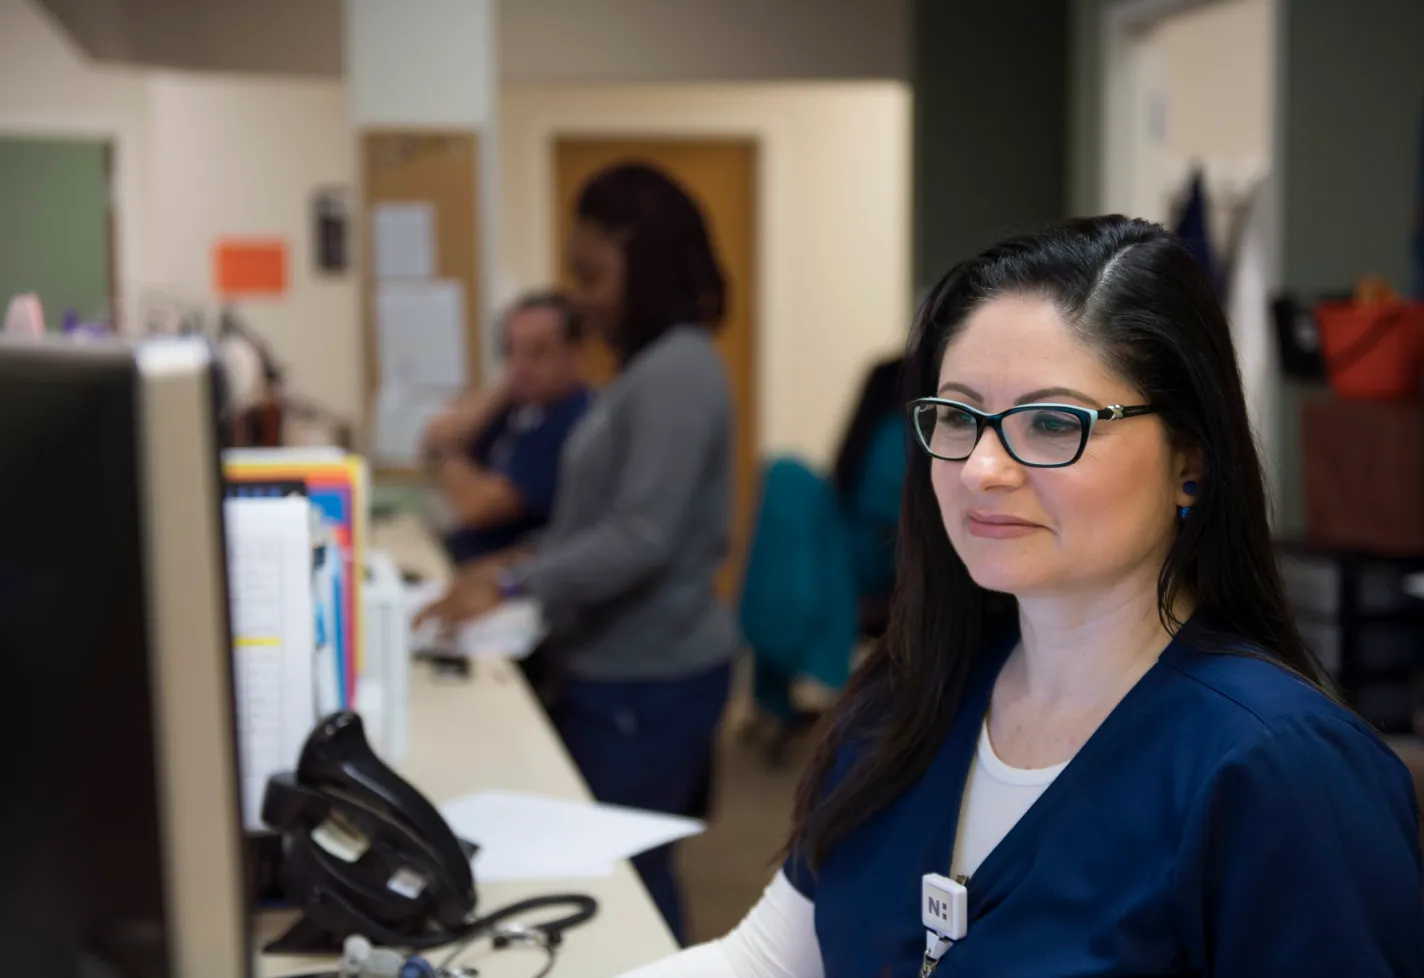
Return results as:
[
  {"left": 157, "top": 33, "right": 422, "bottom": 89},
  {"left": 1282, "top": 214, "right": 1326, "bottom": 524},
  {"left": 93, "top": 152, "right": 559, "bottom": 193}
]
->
[{"left": 550, "top": 661, "right": 733, "bottom": 946}]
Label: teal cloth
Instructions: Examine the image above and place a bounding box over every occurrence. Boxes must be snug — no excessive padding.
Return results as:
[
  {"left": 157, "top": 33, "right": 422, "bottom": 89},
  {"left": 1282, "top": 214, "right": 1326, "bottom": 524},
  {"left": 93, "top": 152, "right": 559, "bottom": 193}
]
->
[{"left": 740, "top": 419, "right": 905, "bottom": 719}]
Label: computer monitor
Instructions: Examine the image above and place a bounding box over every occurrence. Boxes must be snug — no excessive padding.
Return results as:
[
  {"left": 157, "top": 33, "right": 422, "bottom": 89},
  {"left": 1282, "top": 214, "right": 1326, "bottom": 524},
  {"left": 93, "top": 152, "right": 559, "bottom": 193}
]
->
[{"left": 0, "top": 337, "right": 250, "bottom": 977}]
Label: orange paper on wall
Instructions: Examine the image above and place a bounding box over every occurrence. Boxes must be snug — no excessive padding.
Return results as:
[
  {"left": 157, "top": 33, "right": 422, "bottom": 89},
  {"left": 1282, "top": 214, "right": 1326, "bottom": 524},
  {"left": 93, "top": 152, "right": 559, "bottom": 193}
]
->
[{"left": 214, "top": 239, "right": 287, "bottom": 296}]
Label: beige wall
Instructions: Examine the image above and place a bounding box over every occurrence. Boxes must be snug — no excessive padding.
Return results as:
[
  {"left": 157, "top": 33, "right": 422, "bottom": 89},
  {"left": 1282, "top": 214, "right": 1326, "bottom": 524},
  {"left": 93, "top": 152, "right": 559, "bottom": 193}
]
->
[
  {"left": 145, "top": 71, "right": 359, "bottom": 423},
  {"left": 1, "top": 0, "right": 913, "bottom": 462},
  {"left": 1154, "top": 0, "right": 1273, "bottom": 180},
  {"left": 1115, "top": 0, "right": 1274, "bottom": 238},
  {"left": 0, "top": 0, "right": 361, "bottom": 423},
  {"left": 499, "top": 82, "right": 913, "bottom": 467}
]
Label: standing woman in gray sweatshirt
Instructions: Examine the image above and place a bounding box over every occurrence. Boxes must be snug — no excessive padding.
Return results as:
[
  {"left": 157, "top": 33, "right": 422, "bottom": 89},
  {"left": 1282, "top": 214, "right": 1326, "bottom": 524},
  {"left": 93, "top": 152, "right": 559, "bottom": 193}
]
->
[{"left": 420, "top": 163, "right": 739, "bottom": 944}]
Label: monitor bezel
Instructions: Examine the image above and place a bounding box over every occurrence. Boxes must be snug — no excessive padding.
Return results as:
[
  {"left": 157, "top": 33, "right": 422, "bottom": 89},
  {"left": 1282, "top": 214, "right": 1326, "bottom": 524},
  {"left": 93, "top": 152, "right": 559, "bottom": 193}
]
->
[{"left": 136, "top": 339, "right": 251, "bottom": 978}]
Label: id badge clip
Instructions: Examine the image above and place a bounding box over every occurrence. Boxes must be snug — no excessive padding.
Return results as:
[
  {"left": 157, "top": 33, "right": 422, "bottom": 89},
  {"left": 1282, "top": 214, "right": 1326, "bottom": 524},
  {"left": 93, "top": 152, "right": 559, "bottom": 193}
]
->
[{"left": 919, "top": 873, "right": 967, "bottom": 977}]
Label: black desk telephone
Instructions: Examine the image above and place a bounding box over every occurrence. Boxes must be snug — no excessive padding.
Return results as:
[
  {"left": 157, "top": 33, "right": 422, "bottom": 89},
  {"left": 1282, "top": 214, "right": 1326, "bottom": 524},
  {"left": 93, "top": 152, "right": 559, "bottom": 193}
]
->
[
  {"left": 262, "top": 712, "right": 478, "bottom": 953},
  {"left": 262, "top": 712, "right": 597, "bottom": 968}
]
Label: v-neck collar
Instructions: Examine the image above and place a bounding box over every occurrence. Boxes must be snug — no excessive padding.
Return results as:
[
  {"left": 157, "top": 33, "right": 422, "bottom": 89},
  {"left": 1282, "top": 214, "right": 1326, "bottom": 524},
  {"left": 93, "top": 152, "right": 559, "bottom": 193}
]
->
[{"left": 921, "top": 621, "right": 1193, "bottom": 921}]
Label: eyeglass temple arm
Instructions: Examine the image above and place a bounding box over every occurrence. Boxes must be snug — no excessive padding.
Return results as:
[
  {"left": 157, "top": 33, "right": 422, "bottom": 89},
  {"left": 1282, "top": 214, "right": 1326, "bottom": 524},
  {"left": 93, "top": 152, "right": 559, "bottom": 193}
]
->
[{"left": 1095, "top": 404, "right": 1155, "bottom": 421}]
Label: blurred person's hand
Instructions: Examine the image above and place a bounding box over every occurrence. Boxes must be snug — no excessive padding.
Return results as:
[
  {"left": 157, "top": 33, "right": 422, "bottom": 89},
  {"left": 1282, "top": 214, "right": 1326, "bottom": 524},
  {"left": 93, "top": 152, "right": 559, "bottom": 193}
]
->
[
  {"left": 433, "top": 453, "right": 482, "bottom": 498},
  {"left": 413, "top": 562, "right": 504, "bottom": 627}
]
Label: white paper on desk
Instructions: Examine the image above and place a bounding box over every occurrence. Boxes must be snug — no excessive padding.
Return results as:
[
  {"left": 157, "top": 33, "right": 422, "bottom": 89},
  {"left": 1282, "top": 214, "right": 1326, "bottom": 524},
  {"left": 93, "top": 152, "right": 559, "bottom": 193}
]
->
[
  {"left": 405, "top": 579, "right": 447, "bottom": 622},
  {"left": 376, "top": 279, "right": 467, "bottom": 389},
  {"left": 373, "top": 201, "right": 436, "bottom": 280},
  {"left": 406, "top": 581, "right": 548, "bottom": 661},
  {"left": 224, "top": 497, "right": 317, "bottom": 830},
  {"left": 439, "top": 790, "right": 705, "bottom": 883}
]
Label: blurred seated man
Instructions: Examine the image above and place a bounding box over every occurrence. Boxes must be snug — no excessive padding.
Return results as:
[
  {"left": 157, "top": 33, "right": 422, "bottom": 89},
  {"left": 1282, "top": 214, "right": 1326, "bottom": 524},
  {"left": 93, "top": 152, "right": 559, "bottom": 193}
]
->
[{"left": 422, "top": 292, "right": 591, "bottom": 566}]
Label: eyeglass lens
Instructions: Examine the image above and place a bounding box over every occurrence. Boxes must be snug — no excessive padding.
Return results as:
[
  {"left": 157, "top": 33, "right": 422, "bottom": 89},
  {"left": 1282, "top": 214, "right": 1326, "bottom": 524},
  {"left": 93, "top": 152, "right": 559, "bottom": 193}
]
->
[{"left": 913, "top": 403, "right": 1086, "bottom": 465}]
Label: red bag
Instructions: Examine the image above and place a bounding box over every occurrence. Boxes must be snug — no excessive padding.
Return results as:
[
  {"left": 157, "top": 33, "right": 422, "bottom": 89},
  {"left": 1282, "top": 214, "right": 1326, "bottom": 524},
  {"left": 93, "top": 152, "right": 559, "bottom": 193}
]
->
[{"left": 1315, "top": 299, "right": 1424, "bottom": 401}]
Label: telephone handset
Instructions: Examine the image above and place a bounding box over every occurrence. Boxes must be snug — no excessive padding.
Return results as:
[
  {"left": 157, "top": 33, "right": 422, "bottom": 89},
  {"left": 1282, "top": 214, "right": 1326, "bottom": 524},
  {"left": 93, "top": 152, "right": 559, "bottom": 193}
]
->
[{"left": 262, "top": 712, "right": 477, "bottom": 954}]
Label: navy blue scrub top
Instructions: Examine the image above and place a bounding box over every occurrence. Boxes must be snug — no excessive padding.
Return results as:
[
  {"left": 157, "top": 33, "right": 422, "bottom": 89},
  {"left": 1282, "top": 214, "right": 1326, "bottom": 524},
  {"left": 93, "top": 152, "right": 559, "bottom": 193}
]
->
[
  {"left": 446, "top": 386, "right": 592, "bottom": 564},
  {"left": 786, "top": 620, "right": 1424, "bottom": 977}
]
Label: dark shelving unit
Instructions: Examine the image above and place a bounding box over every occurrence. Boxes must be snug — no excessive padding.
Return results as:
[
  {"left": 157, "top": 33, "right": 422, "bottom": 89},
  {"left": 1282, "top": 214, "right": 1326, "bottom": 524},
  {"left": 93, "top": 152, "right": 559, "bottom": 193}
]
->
[{"left": 1277, "top": 540, "right": 1424, "bottom": 735}]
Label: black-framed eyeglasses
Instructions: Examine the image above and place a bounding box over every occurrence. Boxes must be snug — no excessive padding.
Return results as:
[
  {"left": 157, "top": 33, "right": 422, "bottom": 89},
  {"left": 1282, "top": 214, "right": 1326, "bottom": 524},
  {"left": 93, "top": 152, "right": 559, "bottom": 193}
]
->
[{"left": 907, "top": 398, "right": 1159, "bottom": 468}]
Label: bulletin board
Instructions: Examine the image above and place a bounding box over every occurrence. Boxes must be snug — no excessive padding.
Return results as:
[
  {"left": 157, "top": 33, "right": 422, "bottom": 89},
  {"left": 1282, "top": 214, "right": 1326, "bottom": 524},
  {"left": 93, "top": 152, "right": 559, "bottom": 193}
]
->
[{"left": 360, "top": 130, "right": 482, "bottom": 476}]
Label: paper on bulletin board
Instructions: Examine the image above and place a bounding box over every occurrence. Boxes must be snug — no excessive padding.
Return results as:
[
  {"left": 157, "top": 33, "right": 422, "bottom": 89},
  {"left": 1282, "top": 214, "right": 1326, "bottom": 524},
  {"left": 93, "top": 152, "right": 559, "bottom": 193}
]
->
[
  {"left": 372, "top": 385, "right": 454, "bottom": 469},
  {"left": 376, "top": 279, "right": 467, "bottom": 389},
  {"left": 373, "top": 202, "right": 436, "bottom": 280}
]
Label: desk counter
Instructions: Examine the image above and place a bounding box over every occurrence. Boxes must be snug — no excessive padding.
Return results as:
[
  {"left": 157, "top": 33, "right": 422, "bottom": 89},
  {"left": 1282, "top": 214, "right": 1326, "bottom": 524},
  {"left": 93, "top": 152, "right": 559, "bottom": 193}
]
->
[{"left": 258, "top": 515, "right": 678, "bottom": 977}]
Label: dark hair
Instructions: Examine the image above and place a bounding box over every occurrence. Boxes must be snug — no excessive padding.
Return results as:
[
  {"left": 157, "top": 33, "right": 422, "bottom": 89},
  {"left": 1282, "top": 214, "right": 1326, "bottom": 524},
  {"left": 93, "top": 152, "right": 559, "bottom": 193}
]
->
[
  {"left": 502, "top": 290, "right": 582, "bottom": 346},
  {"left": 788, "top": 215, "right": 1331, "bottom": 871},
  {"left": 575, "top": 163, "right": 726, "bottom": 362},
  {"left": 832, "top": 356, "right": 906, "bottom": 501}
]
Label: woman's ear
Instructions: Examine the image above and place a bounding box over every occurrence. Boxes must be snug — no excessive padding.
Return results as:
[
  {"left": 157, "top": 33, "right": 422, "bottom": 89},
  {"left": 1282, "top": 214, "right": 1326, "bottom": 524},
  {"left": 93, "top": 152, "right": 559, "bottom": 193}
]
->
[{"left": 1174, "top": 443, "right": 1204, "bottom": 507}]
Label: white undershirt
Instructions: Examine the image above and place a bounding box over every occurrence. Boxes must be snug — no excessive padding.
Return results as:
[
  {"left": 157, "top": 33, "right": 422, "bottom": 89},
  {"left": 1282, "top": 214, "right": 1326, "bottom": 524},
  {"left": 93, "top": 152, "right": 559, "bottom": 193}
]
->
[
  {"left": 618, "top": 723, "right": 1068, "bottom": 978},
  {"left": 949, "top": 721, "right": 1068, "bottom": 880}
]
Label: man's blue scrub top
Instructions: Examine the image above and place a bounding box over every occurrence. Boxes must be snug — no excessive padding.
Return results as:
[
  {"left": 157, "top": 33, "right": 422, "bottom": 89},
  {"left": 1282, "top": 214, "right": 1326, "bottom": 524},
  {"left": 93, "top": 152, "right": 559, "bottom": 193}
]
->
[{"left": 787, "top": 619, "right": 1424, "bottom": 977}]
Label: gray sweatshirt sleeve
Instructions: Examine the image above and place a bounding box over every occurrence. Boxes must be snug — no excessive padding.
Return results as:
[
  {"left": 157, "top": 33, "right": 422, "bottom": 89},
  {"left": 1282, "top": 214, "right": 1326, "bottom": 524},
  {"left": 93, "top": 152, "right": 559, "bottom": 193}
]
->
[{"left": 512, "top": 344, "right": 726, "bottom": 615}]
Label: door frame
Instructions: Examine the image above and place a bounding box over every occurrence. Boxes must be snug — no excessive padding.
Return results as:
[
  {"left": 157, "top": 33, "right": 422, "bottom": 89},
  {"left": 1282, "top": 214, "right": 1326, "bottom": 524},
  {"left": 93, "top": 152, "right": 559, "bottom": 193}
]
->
[{"left": 0, "top": 115, "right": 137, "bottom": 333}]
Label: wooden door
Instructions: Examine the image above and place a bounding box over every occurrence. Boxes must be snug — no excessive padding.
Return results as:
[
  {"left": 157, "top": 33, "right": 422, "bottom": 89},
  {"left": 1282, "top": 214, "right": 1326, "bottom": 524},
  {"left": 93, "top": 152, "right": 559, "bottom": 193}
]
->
[{"left": 553, "top": 138, "right": 758, "bottom": 600}]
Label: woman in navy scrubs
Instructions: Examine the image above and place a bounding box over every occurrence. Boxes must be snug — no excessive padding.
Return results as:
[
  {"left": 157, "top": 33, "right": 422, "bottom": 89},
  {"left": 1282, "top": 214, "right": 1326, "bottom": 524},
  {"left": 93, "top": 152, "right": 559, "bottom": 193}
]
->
[{"left": 623, "top": 216, "right": 1424, "bottom": 976}]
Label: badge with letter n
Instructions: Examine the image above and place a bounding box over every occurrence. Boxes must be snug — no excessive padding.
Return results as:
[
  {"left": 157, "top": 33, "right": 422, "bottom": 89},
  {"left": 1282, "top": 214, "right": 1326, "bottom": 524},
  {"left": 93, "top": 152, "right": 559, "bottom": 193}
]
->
[{"left": 919, "top": 873, "right": 967, "bottom": 976}]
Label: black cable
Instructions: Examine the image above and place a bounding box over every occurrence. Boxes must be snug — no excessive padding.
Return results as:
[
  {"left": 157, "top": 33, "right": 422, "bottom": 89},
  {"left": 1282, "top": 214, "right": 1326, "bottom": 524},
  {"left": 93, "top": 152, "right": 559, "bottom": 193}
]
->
[
  {"left": 466, "top": 892, "right": 598, "bottom": 947},
  {"left": 275, "top": 892, "right": 598, "bottom": 976},
  {"left": 435, "top": 893, "right": 598, "bottom": 970}
]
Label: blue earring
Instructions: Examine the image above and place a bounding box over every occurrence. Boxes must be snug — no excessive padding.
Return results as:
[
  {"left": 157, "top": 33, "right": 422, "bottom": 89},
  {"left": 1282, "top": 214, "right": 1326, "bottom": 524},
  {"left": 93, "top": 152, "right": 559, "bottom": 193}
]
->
[{"left": 1178, "top": 480, "right": 1198, "bottom": 520}]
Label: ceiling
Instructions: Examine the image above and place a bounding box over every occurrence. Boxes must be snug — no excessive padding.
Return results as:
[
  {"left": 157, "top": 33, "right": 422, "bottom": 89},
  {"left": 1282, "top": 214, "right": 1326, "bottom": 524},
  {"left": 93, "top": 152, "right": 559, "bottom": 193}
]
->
[
  {"left": 36, "top": 0, "right": 909, "bottom": 82},
  {"left": 39, "top": 0, "right": 344, "bottom": 76}
]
